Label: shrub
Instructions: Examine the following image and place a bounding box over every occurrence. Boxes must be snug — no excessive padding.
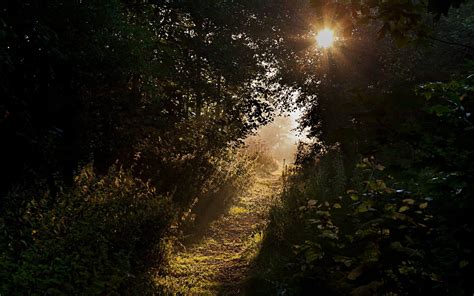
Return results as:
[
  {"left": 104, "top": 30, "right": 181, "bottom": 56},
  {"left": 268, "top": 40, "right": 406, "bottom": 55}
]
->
[
  {"left": 251, "top": 149, "right": 472, "bottom": 295},
  {"left": 0, "top": 164, "right": 173, "bottom": 295}
]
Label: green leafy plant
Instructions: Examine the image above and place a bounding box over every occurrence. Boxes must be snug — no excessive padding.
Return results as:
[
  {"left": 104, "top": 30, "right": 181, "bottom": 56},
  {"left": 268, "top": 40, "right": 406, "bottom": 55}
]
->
[{"left": 0, "top": 164, "right": 172, "bottom": 295}]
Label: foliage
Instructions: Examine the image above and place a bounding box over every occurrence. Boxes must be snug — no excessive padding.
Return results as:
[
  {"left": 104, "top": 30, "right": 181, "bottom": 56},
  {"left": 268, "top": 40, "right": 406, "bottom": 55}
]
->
[
  {"left": 0, "top": 165, "right": 173, "bottom": 295},
  {"left": 310, "top": 0, "right": 469, "bottom": 44},
  {"left": 249, "top": 1, "right": 474, "bottom": 295},
  {"left": 0, "top": 0, "right": 305, "bottom": 292},
  {"left": 0, "top": 0, "right": 298, "bottom": 196},
  {"left": 252, "top": 149, "right": 472, "bottom": 295},
  {"left": 288, "top": 156, "right": 438, "bottom": 295}
]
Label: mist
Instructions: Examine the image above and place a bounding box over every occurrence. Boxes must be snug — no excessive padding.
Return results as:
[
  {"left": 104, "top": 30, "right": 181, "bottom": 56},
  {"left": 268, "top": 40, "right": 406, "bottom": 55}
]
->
[{"left": 246, "top": 110, "right": 305, "bottom": 167}]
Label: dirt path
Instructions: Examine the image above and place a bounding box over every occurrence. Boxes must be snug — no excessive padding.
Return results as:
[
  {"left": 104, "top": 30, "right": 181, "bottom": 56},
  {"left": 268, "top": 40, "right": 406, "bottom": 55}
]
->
[{"left": 156, "top": 173, "right": 281, "bottom": 295}]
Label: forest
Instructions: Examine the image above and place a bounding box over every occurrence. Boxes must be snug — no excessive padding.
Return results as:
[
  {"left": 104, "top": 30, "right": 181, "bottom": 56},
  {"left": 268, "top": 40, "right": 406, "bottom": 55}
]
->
[{"left": 1, "top": 0, "right": 473, "bottom": 295}]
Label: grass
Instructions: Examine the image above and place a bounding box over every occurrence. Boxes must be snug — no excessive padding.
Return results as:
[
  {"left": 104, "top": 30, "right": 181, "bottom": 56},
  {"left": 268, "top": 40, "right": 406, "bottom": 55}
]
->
[
  {"left": 156, "top": 174, "right": 281, "bottom": 295},
  {"left": 229, "top": 206, "right": 249, "bottom": 215}
]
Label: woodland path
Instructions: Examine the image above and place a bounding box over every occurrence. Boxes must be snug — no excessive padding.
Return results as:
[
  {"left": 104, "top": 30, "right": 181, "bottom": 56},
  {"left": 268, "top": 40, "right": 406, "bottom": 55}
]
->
[{"left": 156, "top": 172, "right": 282, "bottom": 295}]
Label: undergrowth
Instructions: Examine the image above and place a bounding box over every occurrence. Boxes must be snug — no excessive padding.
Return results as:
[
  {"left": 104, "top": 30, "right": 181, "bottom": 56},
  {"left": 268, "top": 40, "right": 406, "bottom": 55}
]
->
[
  {"left": 0, "top": 164, "right": 173, "bottom": 295},
  {"left": 248, "top": 146, "right": 473, "bottom": 295},
  {"left": 0, "top": 147, "right": 257, "bottom": 295}
]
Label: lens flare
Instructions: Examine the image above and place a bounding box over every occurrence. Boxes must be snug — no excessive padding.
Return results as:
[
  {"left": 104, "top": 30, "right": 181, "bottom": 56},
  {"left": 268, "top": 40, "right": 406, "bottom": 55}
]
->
[{"left": 316, "top": 29, "right": 335, "bottom": 48}]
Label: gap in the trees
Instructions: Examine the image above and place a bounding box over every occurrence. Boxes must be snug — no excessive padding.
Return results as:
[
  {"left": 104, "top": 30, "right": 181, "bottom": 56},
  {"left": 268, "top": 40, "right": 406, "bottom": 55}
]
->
[{"left": 245, "top": 108, "right": 307, "bottom": 171}]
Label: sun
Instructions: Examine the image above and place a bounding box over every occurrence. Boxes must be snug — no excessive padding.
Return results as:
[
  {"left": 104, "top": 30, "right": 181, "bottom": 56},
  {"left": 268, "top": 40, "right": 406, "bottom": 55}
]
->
[{"left": 316, "top": 28, "right": 335, "bottom": 48}]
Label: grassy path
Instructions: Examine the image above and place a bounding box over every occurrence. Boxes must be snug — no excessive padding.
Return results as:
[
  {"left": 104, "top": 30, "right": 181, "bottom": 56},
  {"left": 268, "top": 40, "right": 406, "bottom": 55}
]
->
[{"left": 156, "top": 173, "right": 281, "bottom": 295}]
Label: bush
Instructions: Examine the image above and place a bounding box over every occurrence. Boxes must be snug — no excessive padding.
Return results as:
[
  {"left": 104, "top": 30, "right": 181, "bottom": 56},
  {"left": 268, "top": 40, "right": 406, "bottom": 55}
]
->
[
  {"left": 251, "top": 148, "right": 472, "bottom": 295},
  {"left": 0, "top": 164, "right": 173, "bottom": 295}
]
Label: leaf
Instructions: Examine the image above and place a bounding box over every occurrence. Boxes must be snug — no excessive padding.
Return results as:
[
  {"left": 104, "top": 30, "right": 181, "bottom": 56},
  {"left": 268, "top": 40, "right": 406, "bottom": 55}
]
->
[
  {"left": 305, "top": 248, "right": 322, "bottom": 263},
  {"left": 374, "top": 164, "right": 385, "bottom": 171},
  {"left": 320, "top": 230, "right": 338, "bottom": 240},
  {"left": 419, "top": 202, "right": 428, "bottom": 209},
  {"left": 399, "top": 206, "right": 409, "bottom": 213},
  {"left": 333, "top": 255, "right": 352, "bottom": 267},
  {"left": 428, "top": 105, "right": 452, "bottom": 116},
  {"left": 422, "top": 91, "right": 433, "bottom": 100},
  {"left": 367, "top": 179, "right": 390, "bottom": 192},
  {"left": 403, "top": 199, "right": 415, "bottom": 205},
  {"left": 350, "top": 194, "right": 359, "bottom": 201},
  {"left": 347, "top": 265, "right": 366, "bottom": 280},
  {"left": 307, "top": 200, "right": 317, "bottom": 206},
  {"left": 390, "top": 241, "right": 403, "bottom": 250},
  {"left": 357, "top": 204, "right": 369, "bottom": 213},
  {"left": 333, "top": 203, "right": 342, "bottom": 209},
  {"left": 351, "top": 281, "right": 383, "bottom": 296}
]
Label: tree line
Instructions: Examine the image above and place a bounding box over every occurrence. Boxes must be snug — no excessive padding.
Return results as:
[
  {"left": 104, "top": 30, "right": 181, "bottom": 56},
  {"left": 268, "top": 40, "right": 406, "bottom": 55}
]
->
[{"left": 250, "top": 0, "right": 474, "bottom": 295}]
